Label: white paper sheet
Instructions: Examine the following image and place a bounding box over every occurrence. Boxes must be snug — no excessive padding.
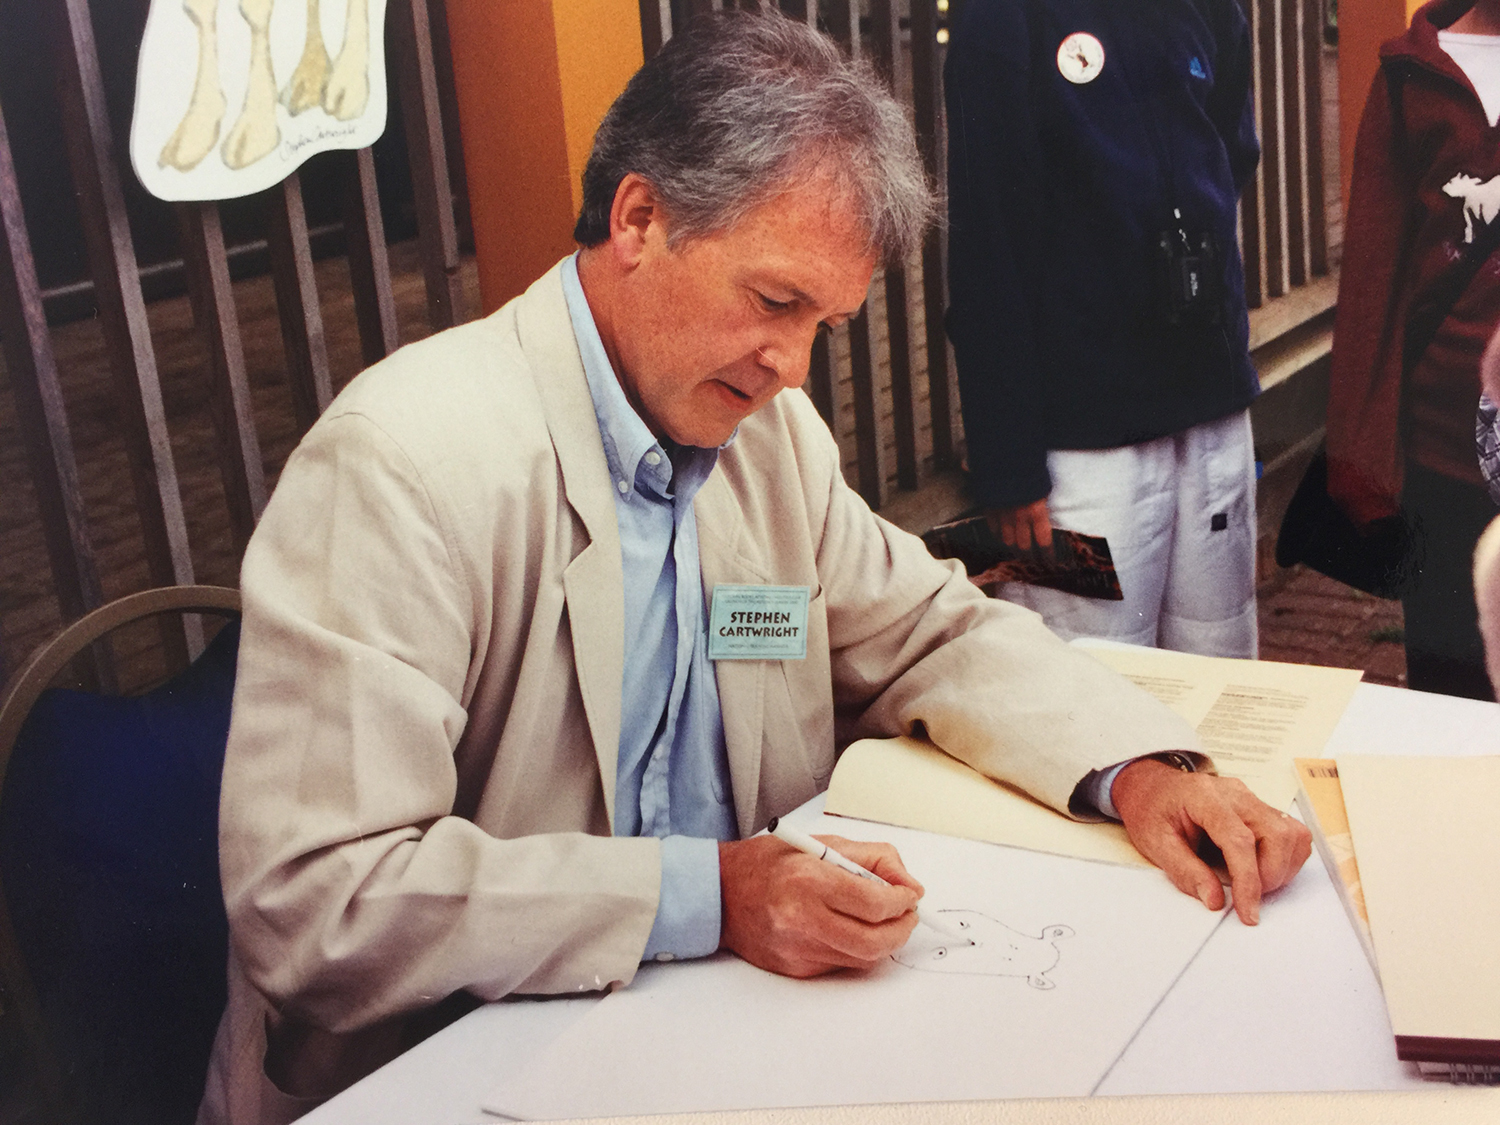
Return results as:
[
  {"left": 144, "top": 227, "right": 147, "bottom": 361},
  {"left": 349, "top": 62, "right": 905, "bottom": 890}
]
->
[
  {"left": 1083, "top": 647, "right": 1362, "bottom": 810},
  {"left": 483, "top": 814, "right": 1227, "bottom": 1120}
]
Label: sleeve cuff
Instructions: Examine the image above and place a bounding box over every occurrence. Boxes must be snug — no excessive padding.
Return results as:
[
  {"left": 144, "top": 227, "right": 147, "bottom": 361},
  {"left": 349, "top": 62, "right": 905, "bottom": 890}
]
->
[
  {"left": 1070, "top": 751, "right": 1215, "bottom": 821},
  {"left": 1075, "top": 760, "right": 1132, "bottom": 821},
  {"left": 641, "top": 835, "right": 722, "bottom": 963}
]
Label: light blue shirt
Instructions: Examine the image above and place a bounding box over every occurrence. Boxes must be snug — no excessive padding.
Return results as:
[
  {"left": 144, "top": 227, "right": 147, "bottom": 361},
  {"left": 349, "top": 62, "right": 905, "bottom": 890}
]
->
[
  {"left": 560, "top": 255, "right": 1125, "bottom": 962},
  {"left": 562, "top": 256, "right": 734, "bottom": 962}
]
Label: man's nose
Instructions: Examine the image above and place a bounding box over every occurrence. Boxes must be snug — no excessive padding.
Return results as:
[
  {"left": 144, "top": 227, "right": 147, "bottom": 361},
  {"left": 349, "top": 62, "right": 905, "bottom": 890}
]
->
[{"left": 756, "top": 329, "right": 819, "bottom": 390}]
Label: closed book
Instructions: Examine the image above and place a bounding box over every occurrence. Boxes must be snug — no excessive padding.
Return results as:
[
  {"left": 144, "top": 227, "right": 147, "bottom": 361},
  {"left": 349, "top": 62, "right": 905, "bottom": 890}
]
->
[{"left": 1337, "top": 755, "right": 1500, "bottom": 1079}]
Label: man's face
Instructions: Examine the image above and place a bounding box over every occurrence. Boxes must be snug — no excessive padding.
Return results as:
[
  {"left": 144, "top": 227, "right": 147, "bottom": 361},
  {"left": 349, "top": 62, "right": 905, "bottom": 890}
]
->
[{"left": 605, "top": 169, "right": 878, "bottom": 448}]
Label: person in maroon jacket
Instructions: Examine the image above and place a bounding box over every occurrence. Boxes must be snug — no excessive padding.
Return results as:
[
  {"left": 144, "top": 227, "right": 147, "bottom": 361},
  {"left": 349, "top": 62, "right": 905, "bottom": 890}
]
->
[{"left": 1327, "top": 0, "right": 1500, "bottom": 699}]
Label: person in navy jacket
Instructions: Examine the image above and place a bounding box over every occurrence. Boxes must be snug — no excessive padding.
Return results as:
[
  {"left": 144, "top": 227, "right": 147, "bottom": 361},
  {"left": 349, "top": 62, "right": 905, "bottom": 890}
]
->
[{"left": 945, "top": 0, "right": 1262, "bottom": 656}]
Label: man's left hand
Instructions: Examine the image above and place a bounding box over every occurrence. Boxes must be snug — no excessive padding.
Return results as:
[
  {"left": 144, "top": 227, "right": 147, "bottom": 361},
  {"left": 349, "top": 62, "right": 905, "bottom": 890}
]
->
[{"left": 1110, "top": 759, "right": 1311, "bottom": 925}]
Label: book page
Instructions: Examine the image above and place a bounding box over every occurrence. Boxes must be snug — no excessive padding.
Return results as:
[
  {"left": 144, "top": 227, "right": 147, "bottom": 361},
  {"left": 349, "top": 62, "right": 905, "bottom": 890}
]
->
[
  {"left": 825, "top": 736, "right": 1152, "bottom": 868},
  {"left": 1338, "top": 755, "right": 1500, "bottom": 1052},
  {"left": 483, "top": 813, "right": 1227, "bottom": 1120},
  {"left": 1085, "top": 648, "right": 1362, "bottom": 809}
]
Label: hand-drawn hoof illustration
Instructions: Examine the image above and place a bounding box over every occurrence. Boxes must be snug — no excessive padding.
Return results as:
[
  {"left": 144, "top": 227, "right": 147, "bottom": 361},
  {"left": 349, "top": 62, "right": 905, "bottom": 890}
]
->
[
  {"left": 133, "top": 0, "right": 387, "bottom": 201},
  {"left": 220, "top": 0, "right": 281, "bottom": 170},
  {"left": 281, "top": 0, "right": 332, "bottom": 115},
  {"left": 280, "top": 0, "right": 372, "bottom": 119},
  {"left": 893, "top": 911, "right": 1074, "bottom": 989},
  {"left": 158, "top": 0, "right": 228, "bottom": 171},
  {"left": 1443, "top": 172, "right": 1500, "bottom": 244},
  {"left": 323, "top": 0, "right": 372, "bottom": 120}
]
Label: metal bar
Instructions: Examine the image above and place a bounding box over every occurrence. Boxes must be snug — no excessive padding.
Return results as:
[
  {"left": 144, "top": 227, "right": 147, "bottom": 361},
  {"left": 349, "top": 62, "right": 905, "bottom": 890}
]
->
[
  {"left": 823, "top": 0, "right": 857, "bottom": 57},
  {"left": 1256, "top": 0, "right": 1286, "bottom": 298},
  {"left": 806, "top": 330, "right": 836, "bottom": 427},
  {"left": 869, "top": 0, "right": 918, "bottom": 490},
  {"left": 425, "top": 0, "right": 474, "bottom": 252},
  {"left": 639, "top": 0, "right": 666, "bottom": 57},
  {"left": 49, "top": 0, "right": 198, "bottom": 661},
  {"left": 266, "top": 171, "right": 334, "bottom": 434},
  {"left": 390, "top": 0, "right": 465, "bottom": 329},
  {"left": 1302, "top": 0, "right": 1329, "bottom": 276},
  {"left": 781, "top": 0, "right": 828, "bottom": 425},
  {"left": 846, "top": 314, "right": 886, "bottom": 508},
  {"left": 0, "top": 99, "right": 111, "bottom": 691},
  {"left": 909, "top": 0, "right": 954, "bottom": 467},
  {"left": 823, "top": 0, "right": 883, "bottom": 504},
  {"left": 343, "top": 147, "right": 401, "bottom": 366},
  {"left": 177, "top": 201, "right": 266, "bottom": 553},
  {"left": 1280, "top": 0, "right": 1307, "bottom": 287}
]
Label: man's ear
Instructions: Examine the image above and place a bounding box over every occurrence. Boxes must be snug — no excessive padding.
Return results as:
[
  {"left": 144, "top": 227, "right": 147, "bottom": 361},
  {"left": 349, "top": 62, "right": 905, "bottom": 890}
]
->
[{"left": 608, "top": 173, "right": 665, "bottom": 267}]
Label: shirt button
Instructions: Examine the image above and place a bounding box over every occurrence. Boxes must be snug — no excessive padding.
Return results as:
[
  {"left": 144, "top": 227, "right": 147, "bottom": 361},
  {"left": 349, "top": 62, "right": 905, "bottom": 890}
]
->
[
  {"left": 645, "top": 451, "right": 662, "bottom": 466},
  {"left": 617, "top": 479, "right": 630, "bottom": 494},
  {"left": 654, "top": 952, "right": 676, "bottom": 962}
]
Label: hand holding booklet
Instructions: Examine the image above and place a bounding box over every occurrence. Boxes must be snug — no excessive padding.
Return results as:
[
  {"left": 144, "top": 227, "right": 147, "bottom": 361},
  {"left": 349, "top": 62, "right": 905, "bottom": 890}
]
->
[{"left": 920, "top": 514, "right": 1123, "bottom": 600}]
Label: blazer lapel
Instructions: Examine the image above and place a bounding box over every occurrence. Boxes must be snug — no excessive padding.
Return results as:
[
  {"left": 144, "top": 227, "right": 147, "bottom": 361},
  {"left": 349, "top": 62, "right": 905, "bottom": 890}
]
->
[
  {"left": 516, "top": 263, "right": 625, "bottom": 830},
  {"left": 696, "top": 477, "right": 769, "bottom": 838}
]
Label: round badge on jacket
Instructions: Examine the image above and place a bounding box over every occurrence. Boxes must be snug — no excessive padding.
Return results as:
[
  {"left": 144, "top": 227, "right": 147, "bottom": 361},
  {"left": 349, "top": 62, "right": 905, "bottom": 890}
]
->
[{"left": 1057, "top": 32, "right": 1105, "bottom": 84}]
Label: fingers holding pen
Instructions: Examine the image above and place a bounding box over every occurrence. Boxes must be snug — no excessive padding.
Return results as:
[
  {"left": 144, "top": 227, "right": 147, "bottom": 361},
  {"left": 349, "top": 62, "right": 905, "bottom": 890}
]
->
[
  {"left": 816, "top": 835, "right": 925, "bottom": 898},
  {"left": 717, "top": 834, "right": 920, "bottom": 978}
]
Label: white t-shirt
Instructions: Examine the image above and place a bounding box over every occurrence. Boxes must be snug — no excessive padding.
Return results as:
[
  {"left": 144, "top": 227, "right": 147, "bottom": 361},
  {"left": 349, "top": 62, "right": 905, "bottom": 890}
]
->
[{"left": 1438, "top": 30, "right": 1500, "bottom": 127}]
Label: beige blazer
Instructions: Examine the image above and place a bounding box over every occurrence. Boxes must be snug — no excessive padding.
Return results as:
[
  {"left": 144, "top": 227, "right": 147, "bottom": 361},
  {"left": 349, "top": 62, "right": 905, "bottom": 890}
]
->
[{"left": 197, "top": 262, "right": 1202, "bottom": 1125}]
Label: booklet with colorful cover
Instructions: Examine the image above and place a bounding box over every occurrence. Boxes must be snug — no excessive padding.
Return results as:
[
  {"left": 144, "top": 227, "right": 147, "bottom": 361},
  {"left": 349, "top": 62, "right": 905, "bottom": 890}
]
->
[
  {"left": 920, "top": 515, "right": 1123, "bottom": 601},
  {"left": 1292, "top": 758, "right": 1375, "bottom": 970}
]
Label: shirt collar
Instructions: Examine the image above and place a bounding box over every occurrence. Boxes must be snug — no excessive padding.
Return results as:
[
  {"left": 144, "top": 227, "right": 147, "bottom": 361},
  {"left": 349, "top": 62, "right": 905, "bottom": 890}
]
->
[{"left": 561, "top": 253, "right": 724, "bottom": 503}]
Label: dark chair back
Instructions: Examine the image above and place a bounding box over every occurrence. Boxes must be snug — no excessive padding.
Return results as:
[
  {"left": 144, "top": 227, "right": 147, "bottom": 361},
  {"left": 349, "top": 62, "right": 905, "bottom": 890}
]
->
[{"left": 0, "top": 587, "right": 240, "bottom": 1125}]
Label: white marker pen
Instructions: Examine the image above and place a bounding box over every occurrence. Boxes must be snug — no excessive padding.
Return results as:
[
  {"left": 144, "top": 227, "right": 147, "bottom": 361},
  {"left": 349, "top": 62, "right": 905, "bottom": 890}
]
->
[{"left": 766, "top": 817, "right": 974, "bottom": 945}]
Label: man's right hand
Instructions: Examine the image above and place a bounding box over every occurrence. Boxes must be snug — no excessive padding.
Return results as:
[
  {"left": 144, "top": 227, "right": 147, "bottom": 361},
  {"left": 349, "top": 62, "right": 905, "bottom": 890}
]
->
[
  {"left": 718, "top": 835, "right": 921, "bottom": 977},
  {"left": 988, "top": 498, "right": 1053, "bottom": 553}
]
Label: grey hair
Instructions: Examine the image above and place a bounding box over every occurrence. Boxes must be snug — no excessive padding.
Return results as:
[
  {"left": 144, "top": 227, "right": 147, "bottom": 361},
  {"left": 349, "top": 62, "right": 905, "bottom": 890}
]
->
[{"left": 573, "top": 10, "right": 935, "bottom": 264}]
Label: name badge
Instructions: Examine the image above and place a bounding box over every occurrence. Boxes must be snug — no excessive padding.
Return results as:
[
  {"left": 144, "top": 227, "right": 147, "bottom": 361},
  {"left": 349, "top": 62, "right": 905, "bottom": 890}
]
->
[{"left": 708, "top": 585, "right": 811, "bottom": 661}]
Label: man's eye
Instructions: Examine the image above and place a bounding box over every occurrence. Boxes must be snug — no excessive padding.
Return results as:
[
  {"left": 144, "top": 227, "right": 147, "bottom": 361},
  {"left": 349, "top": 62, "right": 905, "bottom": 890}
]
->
[{"left": 758, "top": 293, "right": 793, "bottom": 312}]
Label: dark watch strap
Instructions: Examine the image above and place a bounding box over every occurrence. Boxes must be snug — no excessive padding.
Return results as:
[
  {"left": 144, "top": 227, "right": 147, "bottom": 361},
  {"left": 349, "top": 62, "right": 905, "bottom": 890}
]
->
[{"left": 1144, "top": 751, "right": 1199, "bottom": 773}]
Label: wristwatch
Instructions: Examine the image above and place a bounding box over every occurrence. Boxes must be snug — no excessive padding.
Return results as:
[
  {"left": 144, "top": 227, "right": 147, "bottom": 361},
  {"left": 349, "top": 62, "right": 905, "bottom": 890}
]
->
[{"left": 1143, "top": 751, "right": 1199, "bottom": 773}]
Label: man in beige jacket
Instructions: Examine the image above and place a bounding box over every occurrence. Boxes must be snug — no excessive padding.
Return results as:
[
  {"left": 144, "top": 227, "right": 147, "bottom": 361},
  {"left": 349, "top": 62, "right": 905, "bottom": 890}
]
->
[{"left": 199, "top": 12, "right": 1309, "bottom": 1124}]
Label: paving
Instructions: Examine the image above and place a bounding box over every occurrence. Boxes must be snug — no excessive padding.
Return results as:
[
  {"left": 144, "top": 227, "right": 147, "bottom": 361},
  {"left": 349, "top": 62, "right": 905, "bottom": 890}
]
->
[{"left": 1257, "top": 564, "right": 1407, "bottom": 688}]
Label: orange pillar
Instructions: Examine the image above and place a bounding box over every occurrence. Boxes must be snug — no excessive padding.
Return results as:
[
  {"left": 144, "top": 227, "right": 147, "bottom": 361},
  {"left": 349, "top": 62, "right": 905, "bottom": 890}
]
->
[
  {"left": 444, "top": 0, "right": 644, "bottom": 312},
  {"left": 1338, "top": 0, "right": 1417, "bottom": 210}
]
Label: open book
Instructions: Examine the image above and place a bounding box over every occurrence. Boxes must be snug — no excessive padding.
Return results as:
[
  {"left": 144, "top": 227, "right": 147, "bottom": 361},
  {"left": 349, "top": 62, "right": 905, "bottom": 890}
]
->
[{"left": 825, "top": 646, "right": 1362, "bottom": 866}]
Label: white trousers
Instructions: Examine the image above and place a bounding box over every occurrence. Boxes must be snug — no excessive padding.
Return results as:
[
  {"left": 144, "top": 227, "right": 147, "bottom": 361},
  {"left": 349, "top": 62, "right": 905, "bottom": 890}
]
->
[{"left": 997, "top": 410, "right": 1258, "bottom": 657}]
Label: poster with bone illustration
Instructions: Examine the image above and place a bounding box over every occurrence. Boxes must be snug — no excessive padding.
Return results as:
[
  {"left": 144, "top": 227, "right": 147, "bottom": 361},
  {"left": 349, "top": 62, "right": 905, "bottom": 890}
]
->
[{"left": 130, "top": 0, "right": 389, "bottom": 201}]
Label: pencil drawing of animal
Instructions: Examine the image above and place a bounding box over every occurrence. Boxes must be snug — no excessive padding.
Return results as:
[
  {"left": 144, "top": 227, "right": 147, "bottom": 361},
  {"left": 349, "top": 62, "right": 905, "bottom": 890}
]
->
[
  {"left": 158, "top": 0, "right": 371, "bottom": 173},
  {"left": 893, "top": 910, "right": 1074, "bottom": 989},
  {"left": 1442, "top": 172, "right": 1500, "bottom": 244}
]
